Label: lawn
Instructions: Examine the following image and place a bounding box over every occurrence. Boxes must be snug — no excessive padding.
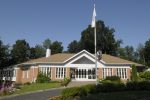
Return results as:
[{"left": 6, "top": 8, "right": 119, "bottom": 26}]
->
[
  {"left": 81, "top": 91, "right": 150, "bottom": 100},
  {"left": 14, "top": 82, "right": 61, "bottom": 94}
]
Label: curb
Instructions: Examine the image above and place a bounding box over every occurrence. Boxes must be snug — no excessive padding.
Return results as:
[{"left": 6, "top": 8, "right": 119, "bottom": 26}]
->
[{"left": 0, "top": 87, "right": 66, "bottom": 100}]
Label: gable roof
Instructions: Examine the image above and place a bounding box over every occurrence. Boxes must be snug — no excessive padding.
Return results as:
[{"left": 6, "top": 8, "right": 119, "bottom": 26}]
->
[{"left": 22, "top": 50, "right": 143, "bottom": 66}]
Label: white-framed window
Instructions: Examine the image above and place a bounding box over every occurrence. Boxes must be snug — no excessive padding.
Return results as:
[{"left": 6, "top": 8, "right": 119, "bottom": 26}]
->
[
  {"left": 13, "top": 69, "right": 16, "bottom": 77},
  {"left": 39, "top": 67, "right": 51, "bottom": 78},
  {"left": 117, "top": 68, "right": 127, "bottom": 79},
  {"left": 102, "top": 68, "right": 113, "bottom": 79},
  {"left": 56, "top": 67, "right": 66, "bottom": 79}
]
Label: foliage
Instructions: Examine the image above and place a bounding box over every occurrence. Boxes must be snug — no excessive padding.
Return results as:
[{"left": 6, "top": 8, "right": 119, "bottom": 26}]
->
[
  {"left": 67, "top": 40, "right": 81, "bottom": 53},
  {"left": 81, "top": 91, "right": 150, "bottom": 100},
  {"left": 43, "top": 38, "right": 51, "bottom": 49},
  {"left": 62, "top": 80, "right": 150, "bottom": 100},
  {"left": 67, "top": 20, "right": 121, "bottom": 55},
  {"left": 29, "top": 45, "right": 46, "bottom": 59},
  {"left": 61, "top": 77, "right": 71, "bottom": 86},
  {"left": 139, "top": 71, "right": 150, "bottom": 80},
  {"left": 51, "top": 41, "right": 63, "bottom": 54},
  {"left": 144, "top": 39, "right": 150, "bottom": 67},
  {"left": 97, "top": 82, "right": 125, "bottom": 92},
  {"left": 104, "top": 76, "right": 121, "bottom": 83},
  {"left": 36, "top": 72, "right": 51, "bottom": 83},
  {"left": 126, "top": 81, "right": 150, "bottom": 90},
  {"left": 24, "top": 82, "right": 31, "bottom": 85},
  {"left": 11, "top": 39, "right": 30, "bottom": 64},
  {"left": 131, "top": 64, "right": 138, "bottom": 81},
  {"left": 0, "top": 39, "right": 11, "bottom": 69},
  {"left": 62, "top": 87, "right": 81, "bottom": 100}
]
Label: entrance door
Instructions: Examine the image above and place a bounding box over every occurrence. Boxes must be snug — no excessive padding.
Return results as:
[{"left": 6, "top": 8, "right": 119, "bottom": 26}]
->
[{"left": 74, "top": 68, "right": 96, "bottom": 81}]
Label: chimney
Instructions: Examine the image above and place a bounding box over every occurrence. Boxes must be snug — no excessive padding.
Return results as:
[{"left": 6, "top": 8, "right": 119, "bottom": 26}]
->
[{"left": 46, "top": 49, "right": 51, "bottom": 58}]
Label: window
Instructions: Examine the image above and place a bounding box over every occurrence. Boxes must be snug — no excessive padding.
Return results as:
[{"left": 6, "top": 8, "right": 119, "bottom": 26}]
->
[
  {"left": 117, "top": 68, "right": 127, "bottom": 79},
  {"left": 103, "top": 68, "right": 113, "bottom": 79},
  {"left": 39, "top": 67, "right": 51, "bottom": 78},
  {"left": 56, "top": 68, "right": 66, "bottom": 79},
  {"left": 13, "top": 69, "right": 16, "bottom": 77}
]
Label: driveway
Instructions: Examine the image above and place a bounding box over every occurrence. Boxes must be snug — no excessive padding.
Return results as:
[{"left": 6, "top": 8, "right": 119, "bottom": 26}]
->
[{"left": 0, "top": 88, "right": 64, "bottom": 100}]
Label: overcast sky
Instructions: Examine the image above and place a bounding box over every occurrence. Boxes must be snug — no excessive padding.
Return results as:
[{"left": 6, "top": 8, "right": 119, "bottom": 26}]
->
[{"left": 0, "top": 0, "right": 150, "bottom": 51}]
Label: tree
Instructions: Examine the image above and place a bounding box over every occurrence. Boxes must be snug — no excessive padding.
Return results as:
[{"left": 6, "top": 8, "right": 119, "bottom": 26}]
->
[
  {"left": 69, "top": 20, "right": 121, "bottom": 55},
  {"left": 67, "top": 40, "right": 80, "bottom": 53},
  {"left": 11, "top": 40, "right": 30, "bottom": 64},
  {"left": 131, "top": 64, "right": 138, "bottom": 81},
  {"left": 136, "top": 43, "right": 145, "bottom": 64},
  {"left": 30, "top": 45, "right": 45, "bottom": 59},
  {"left": 51, "top": 41, "right": 63, "bottom": 54},
  {"left": 144, "top": 39, "right": 150, "bottom": 67},
  {"left": 43, "top": 38, "right": 51, "bottom": 49},
  {"left": 124, "top": 45, "right": 134, "bottom": 61},
  {"left": 117, "top": 48, "right": 126, "bottom": 59},
  {"left": 0, "top": 39, "right": 10, "bottom": 69}
]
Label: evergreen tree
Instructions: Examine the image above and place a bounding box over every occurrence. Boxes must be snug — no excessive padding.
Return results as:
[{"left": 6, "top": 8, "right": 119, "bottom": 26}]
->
[
  {"left": 131, "top": 64, "right": 138, "bottom": 81},
  {"left": 11, "top": 39, "right": 30, "bottom": 64}
]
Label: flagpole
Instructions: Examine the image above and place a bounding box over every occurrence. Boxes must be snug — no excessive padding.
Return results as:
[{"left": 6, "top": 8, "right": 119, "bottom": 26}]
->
[
  {"left": 93, "top": 4, "right": 98, "bottom": 85},
  {"left": 94, "top": 16, "right": 97, "bottom": 85}
]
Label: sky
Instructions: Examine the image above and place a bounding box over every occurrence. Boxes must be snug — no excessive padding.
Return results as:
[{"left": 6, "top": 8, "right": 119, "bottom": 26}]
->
[{"left": 0, "top": 0, "right": 150, "bottom": 51}]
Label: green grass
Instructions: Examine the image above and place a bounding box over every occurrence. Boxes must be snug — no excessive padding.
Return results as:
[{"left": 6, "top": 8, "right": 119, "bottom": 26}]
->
[
  {"left": 14, "top": 82, "right": 61, "bottom": 94},
  {"left": 81, "top": 91, "right": 150, "bottom": 100}
]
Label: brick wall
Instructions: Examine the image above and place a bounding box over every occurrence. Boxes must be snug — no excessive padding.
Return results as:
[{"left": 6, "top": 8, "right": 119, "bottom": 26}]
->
[{"left": 15, "top": 66, "right": 39, "bottom": 84}]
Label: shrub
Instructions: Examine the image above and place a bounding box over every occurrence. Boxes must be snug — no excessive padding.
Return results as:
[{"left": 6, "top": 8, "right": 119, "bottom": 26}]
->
[
  {"left": 82, "top": 84, "right": 96, "bottom": 94},
  {"left": 61, "top": 77, "right": 71, "bottom": 87},
  {"left": 62, "top": 87, "right": 81, "bottom": 100},
  {"left": 36, "top": 72, "right": 51, "bottom": 83},
  {"left": 14, "top": 83, "right": 22, "bottom": 89},
  {"left": 126, "top": 81, "right": 150, "bottom": 90},
  {"left": 24, "top": 82, "right": 31, "bottom": 85},
  {"left": 102, "top": 76, "right": 121, "bottom": 83},
  {"left": 131, "top": 64, "right": 138, "bottom": 81},
  {"left": 126, "top": 81, "right": 139, "bottom": 90},
  {"left": 139, "top": 71, "right": 150, "bottom": 80},
  {"left": 99, "top": 82, "right": 125, "bottom": 92}
]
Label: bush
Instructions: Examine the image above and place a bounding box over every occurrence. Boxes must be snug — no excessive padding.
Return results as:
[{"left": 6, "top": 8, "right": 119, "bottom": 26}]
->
[
  {"left": 131, "top": 64, "right": 138, "bottom": 81},
  {"left": 98, "top": 82, "right": 125, "bottom": 92},
  {"left": 24, "top": 82, "right": 31, "bottom": 85},
  {"left": 105, "top": 76, "right": 121, "bottom": 82},
  {"left": 81, "top": 84, "right": 96, "bottom": 94},
  {"left": 61, "top": 77, "right": 71, "bottom": 87},
  {"left": 14, "top": 83, "right": 22, "bottom": 89},
  {"left": 139, "top": 71, "right": 150, "bottom": 80},
  {"left": 126, "top": 81, "right": 139, "bottom": 90},
  {"left": 62, "top": 87, "right": 81, "bottom": 100},
  {"left": 126, "top": 81, "right": 150, "bottom": 90},
  {"left": 36, "top": 72, "right": 51, "bottom": 83}
]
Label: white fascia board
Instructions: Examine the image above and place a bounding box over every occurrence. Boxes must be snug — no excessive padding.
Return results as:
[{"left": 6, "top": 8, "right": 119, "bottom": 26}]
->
[
  {"left": 39, "top": 65, "right": 66, "bottom": 68},
  {"left": 104, "top": 66, "right": 131, "bottom": 68}
]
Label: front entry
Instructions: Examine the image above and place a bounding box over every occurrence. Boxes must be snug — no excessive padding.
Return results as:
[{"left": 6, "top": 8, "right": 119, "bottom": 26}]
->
[{"left": 70, "top": 68, "right": 96, "bottom": 81}]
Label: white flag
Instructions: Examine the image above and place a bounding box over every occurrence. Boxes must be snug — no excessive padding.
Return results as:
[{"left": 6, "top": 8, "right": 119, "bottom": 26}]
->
[{"left": 91, "top": 4, "right": 96, "bottom": 28}]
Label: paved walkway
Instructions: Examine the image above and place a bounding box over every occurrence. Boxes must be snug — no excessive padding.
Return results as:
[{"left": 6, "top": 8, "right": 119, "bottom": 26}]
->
[{"left": 0, "top": 88, "right": 64, "bottom": 100}]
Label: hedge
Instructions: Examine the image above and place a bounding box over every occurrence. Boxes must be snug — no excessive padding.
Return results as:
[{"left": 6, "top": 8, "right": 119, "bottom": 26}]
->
[{"left": 61, "top": 81, "right": 150, "bottom": 100}]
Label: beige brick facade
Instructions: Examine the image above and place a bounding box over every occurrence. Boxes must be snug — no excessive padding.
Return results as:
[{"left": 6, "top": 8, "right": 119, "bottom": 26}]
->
[
  {"left": 15, "top": 66, "right": 132, "bottom": 84},
  {"left": 98, "top": 68, "right": 103, "bottom": 79}
]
